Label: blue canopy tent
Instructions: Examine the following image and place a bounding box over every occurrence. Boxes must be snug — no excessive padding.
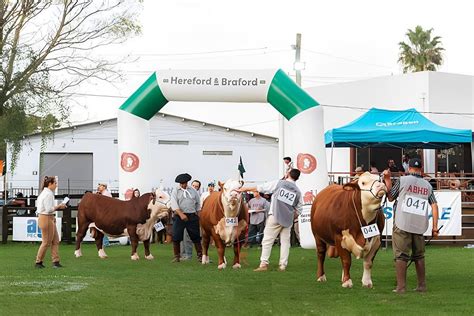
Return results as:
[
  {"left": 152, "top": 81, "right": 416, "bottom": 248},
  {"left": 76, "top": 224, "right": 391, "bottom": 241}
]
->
[
  {"left": 325, "top": 108, "right": 472, "bottom": 149},
  {"left": 325, "top": 108, "right": 472, "bottom": 173}
]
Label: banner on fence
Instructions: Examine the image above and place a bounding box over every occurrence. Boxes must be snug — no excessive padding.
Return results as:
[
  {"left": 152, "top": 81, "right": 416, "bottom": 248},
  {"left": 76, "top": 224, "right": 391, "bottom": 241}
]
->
[
  {"left": 382, "top": 191, "right": 462, "bottom": 236},
  {"left": 13, "top": 217, "right": 62, "bottom": 241}
]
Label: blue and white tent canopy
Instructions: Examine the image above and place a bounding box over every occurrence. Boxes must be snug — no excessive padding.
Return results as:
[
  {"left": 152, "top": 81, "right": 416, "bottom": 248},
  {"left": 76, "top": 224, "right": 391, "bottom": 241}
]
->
[{"left": 325, "top": 108, "right": 472, "bottom": 149}]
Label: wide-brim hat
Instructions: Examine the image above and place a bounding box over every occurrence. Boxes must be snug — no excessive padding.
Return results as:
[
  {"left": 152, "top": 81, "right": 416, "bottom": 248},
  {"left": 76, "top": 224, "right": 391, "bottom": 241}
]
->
[{"left": 175, "top": 173, "right": 192, "bottom": 183}]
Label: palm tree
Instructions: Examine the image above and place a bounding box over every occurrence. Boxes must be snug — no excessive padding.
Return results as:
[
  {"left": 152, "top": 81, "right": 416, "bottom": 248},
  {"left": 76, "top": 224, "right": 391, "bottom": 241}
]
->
[{"left": 398, "top": 26, "right": 445, "bottom": 73}]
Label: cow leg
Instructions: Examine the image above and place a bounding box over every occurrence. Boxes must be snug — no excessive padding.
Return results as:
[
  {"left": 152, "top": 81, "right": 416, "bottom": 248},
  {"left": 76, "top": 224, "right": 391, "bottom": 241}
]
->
[
  {"left": 128, "top": 226, "right": 140, "bottom": 260},
  {"left": 341, "top": 229, "right": 364, "bottom": 259},
  {"left": 211, "top": 233, "right": 226, "bottom": 269},
  {"left": 144, "top": 239, "right": 154, "bottom": 260},
  {"left": 94, "top": 231, "right": 108, "bottom": 259},
  {"left": 362, "top": 236, "right": 381, "bottom": 288},
  {"left": 315, "top": 237, "right": 327, "bottom": 282},
  {"left": 335, "top": 235, "right": 353, "bottom": 288},
  {"left": 201, "top": 230, "right": 211, "bottom": 265},
  {"left": 74, "top": 217, "right": 91, "bottom": 258},
  {"left": 232, "top": 240, "right": 241, "bottom": 269}
]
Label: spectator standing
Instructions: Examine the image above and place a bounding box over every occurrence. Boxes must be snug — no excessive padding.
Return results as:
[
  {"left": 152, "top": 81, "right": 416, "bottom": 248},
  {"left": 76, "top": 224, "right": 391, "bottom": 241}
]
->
[
  {"left": 388, "top": 159, "right": 400, "bottom": 173},
  {"left": 35, "top": 176, "right": 67, "bottom": 268},
  {"left": 247, "top": 191, "right": 269, "bottom": 247},
  {"left": 200, "top": 182, "right": 215, "bottom": 207},
  {"left": 170, "top": 173, "right": 202, "bottom": 262},
  {"left": 283, "top": 157, "right": 294, "bottom": 179},
  {"left": 97, "top": 183, "right": 112, "bottom": 246},
  {"left": 402, "top": 154, "right": 410, "bottom": 173},
  {"left": 180, "top": 179, "right": 202, "bottom": 260}
]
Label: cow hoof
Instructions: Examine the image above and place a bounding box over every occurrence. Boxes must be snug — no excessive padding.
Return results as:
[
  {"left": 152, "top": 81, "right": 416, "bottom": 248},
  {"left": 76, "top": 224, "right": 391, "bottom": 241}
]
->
[
  {"left": 362, "top": 282, "right": 373, "bottom": 289},
  {"left": 145, "top": 254, "right": 154, "bottom": 260},
  {"left": 217, "top": 263, "right": 227, "bottom": 270},
  {"left": 201, "top": 255, "right": 210, "bottom": 265},
  {"left": 342, "top": 279, "right": 353, "bottom": 288},
  {"left": 98, "top": 249, "right": 108, "bottom": 259},
  {"left": 131, "top": 253, "right": 139, "bottom": 261},
  {"left": 74, "top": 249, "right": 82, "bottom": 258},
  {"left": 232, "top": 263, "right": 241, "bottom": 269},
  {"left": 317, "top": 275, "right": 327, "bottom": 282}
]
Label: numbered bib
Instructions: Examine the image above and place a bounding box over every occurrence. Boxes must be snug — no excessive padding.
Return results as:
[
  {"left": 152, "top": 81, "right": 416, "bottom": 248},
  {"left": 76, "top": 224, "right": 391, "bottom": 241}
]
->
[
  {"left": 401, "top": 195, "right": 428, "bottom": 216},
  {"left": 277, "top": 188, "right": 296, "bottom": 206},
  {"left": 361, "top": 223, "right": 380, "bottom": 239},
  {"left": 225, "top": 217, "right": 238, "bottom": 227},
  {"left": 154, "top": 221, "right": 165, "bottom": 232}
]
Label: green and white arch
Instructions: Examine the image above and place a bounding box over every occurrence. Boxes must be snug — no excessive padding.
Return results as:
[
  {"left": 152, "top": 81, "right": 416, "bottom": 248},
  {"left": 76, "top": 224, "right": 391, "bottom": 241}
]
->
[{"left": 118, "top": 69, "right": 327, "bottom": 248}]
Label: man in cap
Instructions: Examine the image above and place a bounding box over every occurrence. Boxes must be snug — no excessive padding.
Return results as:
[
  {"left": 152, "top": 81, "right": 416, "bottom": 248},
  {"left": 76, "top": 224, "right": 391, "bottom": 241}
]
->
[
  {"left": 383, "top": 158, "right": 439, "bottom": 293},
  {"left": 170, "top": 173, "right": 203, "bottom": 262}
]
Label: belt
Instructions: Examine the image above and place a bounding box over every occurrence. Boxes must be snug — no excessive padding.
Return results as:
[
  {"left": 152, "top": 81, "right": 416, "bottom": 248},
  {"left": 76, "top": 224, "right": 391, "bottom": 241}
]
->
[{"left": 38, "top": 213, "right": 55, "bottom": 216}]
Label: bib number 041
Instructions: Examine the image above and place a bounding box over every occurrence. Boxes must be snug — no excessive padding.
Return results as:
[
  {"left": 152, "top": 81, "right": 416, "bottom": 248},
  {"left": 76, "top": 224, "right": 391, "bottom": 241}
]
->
[{"left": 361, "top": 223, "right": 380, "bottom": 239}]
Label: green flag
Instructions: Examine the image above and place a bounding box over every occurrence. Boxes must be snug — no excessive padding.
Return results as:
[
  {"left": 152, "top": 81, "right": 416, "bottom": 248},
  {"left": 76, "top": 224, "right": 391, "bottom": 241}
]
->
[{"left": 238, "top": 156, "right": 246, "bottom": 178}]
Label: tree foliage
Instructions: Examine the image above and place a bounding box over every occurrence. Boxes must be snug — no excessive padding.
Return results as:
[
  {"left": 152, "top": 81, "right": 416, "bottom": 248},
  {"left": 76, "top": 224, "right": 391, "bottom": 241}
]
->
[
  {"left": 0, "top": 0, "right": 142, "bottom": 171},
  {"left": 398, "top": 25, "right": 444, "bottom": 73}
]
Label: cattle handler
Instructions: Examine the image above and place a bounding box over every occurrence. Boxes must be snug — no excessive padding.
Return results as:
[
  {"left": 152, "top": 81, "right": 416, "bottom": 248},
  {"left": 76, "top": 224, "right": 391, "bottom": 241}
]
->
[
  {"left": 170, "top": 173, "right": 203, "bottom": 263},
  {"left": 384, "top": 158, "right": 439, "bottom": 293},
  {"left": 239, "top": 168, "right": 303, "bottom": 272}
]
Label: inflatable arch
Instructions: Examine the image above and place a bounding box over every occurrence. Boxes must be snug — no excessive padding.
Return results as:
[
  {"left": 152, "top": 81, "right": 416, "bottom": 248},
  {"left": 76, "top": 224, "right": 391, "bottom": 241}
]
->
[{"left": 118, "top": 69, "right": 327, "bottom": 248}]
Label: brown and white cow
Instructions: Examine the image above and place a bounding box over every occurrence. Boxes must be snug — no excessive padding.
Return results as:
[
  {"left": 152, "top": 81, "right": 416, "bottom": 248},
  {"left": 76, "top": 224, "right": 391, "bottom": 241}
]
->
[
  {"left": 200, "top": 179, "right": 248, "bottom": 269},
  {"left": 75, "top": 189, "right": 170, "bottom": 260},
  {"left": 311, "top": 172, "right": 386, "bottom": 288}
]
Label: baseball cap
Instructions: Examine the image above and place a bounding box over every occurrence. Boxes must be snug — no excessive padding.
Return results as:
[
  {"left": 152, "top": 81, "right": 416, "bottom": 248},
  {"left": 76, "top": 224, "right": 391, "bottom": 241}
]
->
[{"left": 408, "top": 158, "right": 422, "bottom": 168}]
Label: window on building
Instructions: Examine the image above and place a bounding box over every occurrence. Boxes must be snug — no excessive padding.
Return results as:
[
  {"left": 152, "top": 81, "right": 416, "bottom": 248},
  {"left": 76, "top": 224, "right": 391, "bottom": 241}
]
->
[
  {"left": 158, "top": 140, "right": 189, "bottom": 145},
  {"left": 203, "top": 151, "right": 232, "bottom": 156}
]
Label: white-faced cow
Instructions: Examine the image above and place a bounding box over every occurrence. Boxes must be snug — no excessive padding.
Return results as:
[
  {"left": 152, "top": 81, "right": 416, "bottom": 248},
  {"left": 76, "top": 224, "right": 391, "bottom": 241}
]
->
[
  {"left": 200, "top": 179, "right": 248, "bottom": 269},
  {"left": 311, "top": 172, "right": 387, "bottom": 288},
  {"left": 75, "top": 190, "right": 170, "bottom": 260}
]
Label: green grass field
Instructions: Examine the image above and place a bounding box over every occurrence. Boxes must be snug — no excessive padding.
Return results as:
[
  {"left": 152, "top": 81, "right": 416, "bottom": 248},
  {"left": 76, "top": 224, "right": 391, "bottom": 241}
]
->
[{"left": 0, "top": 243, "right": 472, "bottom": 315}]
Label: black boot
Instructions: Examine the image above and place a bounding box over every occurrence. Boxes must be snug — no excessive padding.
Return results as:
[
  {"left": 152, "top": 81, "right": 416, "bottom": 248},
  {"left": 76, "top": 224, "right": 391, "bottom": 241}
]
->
[
  {"left": 172, "top": 241, "right": 181, "bottom": 263},
  {"left": 194, "top": 242, "right": 203, "bottom": 262}
]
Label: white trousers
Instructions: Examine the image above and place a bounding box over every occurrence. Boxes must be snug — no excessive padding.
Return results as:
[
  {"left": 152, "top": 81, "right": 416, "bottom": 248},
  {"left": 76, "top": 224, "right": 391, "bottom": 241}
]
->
[{"left": 260, "top": 215, "right": 292, "bottom": 267}]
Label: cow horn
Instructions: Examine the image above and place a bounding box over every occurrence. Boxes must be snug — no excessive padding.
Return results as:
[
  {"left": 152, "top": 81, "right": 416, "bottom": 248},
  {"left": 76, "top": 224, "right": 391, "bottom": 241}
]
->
[{"left": 151, "top": 192, "right": 156, "bottom": 204}]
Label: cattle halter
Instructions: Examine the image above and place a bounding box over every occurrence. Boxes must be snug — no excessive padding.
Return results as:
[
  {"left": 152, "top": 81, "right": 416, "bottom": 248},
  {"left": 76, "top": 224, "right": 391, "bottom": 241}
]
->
[{"left": 359, "top": 180, "right": 385, "bottom": 200}]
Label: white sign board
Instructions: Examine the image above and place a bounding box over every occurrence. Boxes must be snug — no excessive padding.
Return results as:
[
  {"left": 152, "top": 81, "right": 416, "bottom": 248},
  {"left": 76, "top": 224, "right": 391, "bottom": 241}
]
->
[
  {"left": 13, "top": 217, "right": 62, "bottom": 241},
  {"left": 382, "top": 191, "right": 462, "bottom": 236}
]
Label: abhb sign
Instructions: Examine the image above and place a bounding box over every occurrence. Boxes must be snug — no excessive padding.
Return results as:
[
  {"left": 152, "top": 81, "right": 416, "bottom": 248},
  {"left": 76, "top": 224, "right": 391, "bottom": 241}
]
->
[{"left": 13, "top": 217, "right": 62, "bottom": 241}]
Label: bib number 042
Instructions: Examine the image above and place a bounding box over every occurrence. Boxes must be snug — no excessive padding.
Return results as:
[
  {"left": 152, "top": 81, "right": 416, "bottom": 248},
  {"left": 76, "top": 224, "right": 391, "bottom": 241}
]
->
[
  {"left": 225, "top": 217, "right": 238, "bottom": 227},
  {"left": 277, "top": 188, "right": 296, "bottom": 206}
]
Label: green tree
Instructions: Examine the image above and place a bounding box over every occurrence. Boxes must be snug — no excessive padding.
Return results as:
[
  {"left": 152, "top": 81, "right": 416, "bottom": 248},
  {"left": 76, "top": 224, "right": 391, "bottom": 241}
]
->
[
  {"left": 0, "top": 0, "right": 142, "bottom": 171},
  {"left": 398, "top": 25, "right": 444, "bottom": 73}
]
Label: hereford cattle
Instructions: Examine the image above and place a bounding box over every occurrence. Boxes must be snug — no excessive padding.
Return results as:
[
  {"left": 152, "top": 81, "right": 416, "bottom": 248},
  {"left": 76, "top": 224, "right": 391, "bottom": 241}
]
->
[
  {"left": 200, "top": 179, "right": 248, "bottom": 269},
  {"left": 311, "top": 172, "right": 387, "bottom": 288},
  {"left": 75, "top": 190, "right": 170, "bottom": 260}
]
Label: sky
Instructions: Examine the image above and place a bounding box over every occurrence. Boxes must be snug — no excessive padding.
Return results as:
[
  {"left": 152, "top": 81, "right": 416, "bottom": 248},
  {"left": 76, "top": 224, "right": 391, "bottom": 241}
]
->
[{"left": 69, "top": 0, "right": 474, "bottom": 137}]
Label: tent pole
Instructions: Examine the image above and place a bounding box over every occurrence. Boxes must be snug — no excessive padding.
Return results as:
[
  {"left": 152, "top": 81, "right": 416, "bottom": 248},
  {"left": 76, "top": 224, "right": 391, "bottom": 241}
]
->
[
  {"left": 330, "top": 141, "right": 334, "bottom": 174},
  {"left": 446, "top": 149, "right": 450, "bottom": 173}
]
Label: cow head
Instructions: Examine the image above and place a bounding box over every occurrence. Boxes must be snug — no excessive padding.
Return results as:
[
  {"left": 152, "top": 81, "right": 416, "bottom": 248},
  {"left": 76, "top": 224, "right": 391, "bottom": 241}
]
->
[
  {"left": 355, "top": 172, "right": 387, "bottom": 223},
  {"left": 147, "top": 189, "right": 171, "bottom": 220},
  {"left": 220, "top": 179, "right": 244, "bottom": 208}
]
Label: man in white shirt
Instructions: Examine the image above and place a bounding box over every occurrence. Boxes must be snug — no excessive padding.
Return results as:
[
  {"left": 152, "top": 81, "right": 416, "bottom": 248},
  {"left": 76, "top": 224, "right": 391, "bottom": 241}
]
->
[{"left": 97, "top": 183, "right": 112, "bottom": 197}]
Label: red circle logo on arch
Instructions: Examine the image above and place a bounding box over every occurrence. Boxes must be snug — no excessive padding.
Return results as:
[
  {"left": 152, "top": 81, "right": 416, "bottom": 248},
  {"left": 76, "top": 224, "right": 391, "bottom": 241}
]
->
[
  {"left": 121, "top": 152, "right": 139, "bottom": 172},
  {"left": 297, "top": 153, "right": 317, "bottom": 174}
]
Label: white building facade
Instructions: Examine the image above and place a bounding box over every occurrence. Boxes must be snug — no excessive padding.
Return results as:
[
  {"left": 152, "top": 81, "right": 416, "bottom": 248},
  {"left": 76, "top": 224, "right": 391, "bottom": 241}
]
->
[
  {"left": 7, "top": 113, "right": 279, "bottom": 193},
  {"left": 306, "top": 71, "right": 474, "bottom": 174}
]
